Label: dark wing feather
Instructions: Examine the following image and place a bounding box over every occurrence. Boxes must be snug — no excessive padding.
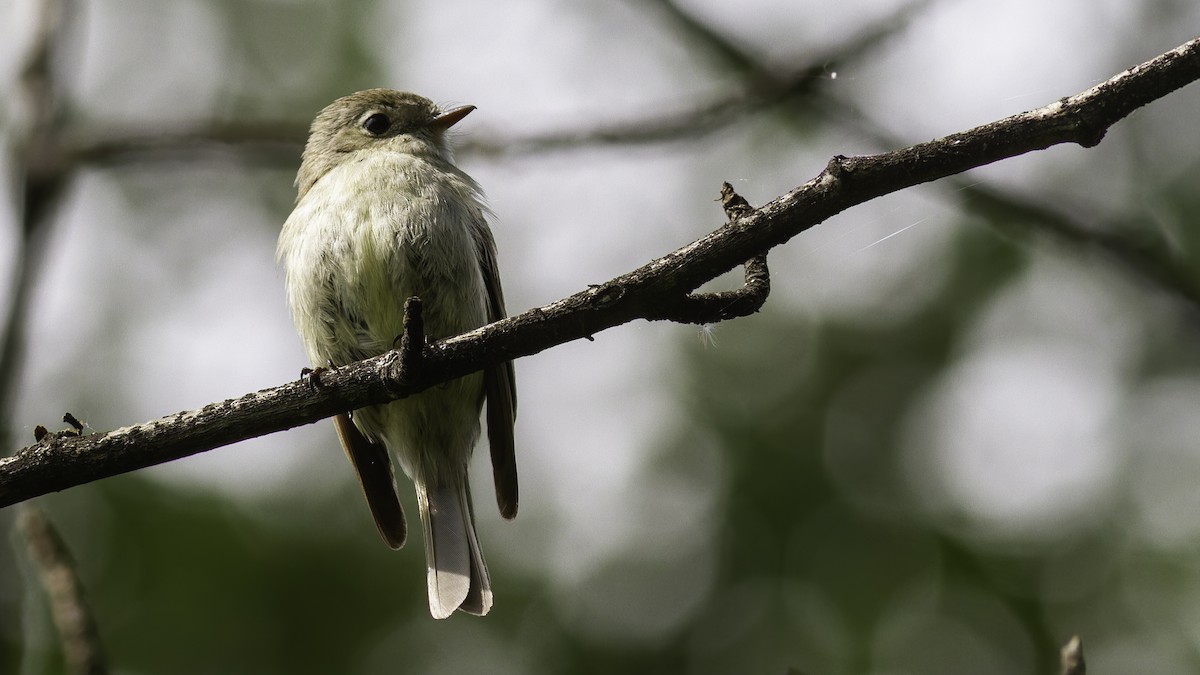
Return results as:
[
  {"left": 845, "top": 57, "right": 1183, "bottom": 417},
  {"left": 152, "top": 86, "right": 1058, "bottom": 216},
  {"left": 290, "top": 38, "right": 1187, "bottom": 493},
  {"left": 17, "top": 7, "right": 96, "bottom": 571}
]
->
[
  {"left": 334, "top": 413, "right": 407, "bottom": 548},
  {"left": 475, "top": 220, "right": 519, "bottom": 519}
]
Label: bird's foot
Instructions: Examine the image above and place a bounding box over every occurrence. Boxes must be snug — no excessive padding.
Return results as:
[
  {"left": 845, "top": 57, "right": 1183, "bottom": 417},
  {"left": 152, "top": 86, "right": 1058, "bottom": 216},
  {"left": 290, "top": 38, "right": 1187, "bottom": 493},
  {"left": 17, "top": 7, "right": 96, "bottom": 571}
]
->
[{"left": 301, "top": 360, "right": 337, "bottom": 390}]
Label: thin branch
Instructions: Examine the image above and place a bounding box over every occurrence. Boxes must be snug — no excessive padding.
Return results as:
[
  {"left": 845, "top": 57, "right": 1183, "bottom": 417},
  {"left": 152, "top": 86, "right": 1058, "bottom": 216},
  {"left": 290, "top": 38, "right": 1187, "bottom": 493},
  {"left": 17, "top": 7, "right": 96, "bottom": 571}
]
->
[
  {"left": 643, "top": 0, "right": 932, "bottom": 78},
  {"left": 1, "top": 0, "right": 71, "bottom": 446},
  {"left": 67, "top": 122, "right": 306, "bottom": 169},
  {"left": 643, "top": 0, "right": 1200, "bottom": 313},
  {"left": 464, "top": 0, "right": 929, "bottom": 157},
  {"left": 18, "top": 505, "right": 109, "bottom": 675},
  {"left": 648, "top": 183, "right": 770, "bottom": 323},
  {"left": 59, "top": 2, "right": 923, "bottom": 167},
  {"left": 822, "top": 97, "right": 1200, "bottom": 310},
  {"left": 396, "top": 296, "right": 426, "bottom": 381},
  {"left": 630, "top": 0, "right": 930, "bottom": 141},
  {"left": 964, "top": 181, "right": 1200, "bottom": 306},
  {"left": 1, "top": 36, "right": 1198, "bottom": 507}
]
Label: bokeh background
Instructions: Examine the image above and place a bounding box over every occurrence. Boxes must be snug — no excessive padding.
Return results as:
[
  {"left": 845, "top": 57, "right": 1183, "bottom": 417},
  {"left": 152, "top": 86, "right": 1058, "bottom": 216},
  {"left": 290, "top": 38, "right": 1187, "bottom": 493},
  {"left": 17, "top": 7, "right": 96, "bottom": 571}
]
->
[{"left": 2, "top": 0, "right": 1200, "bottom": 673}]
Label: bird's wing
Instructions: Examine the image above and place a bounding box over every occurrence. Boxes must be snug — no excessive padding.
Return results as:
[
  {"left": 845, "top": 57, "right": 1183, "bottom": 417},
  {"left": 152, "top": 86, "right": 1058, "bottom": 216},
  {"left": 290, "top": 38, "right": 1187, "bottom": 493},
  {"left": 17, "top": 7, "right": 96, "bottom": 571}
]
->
[
  {"left": 334, "top": 412, "right": 407, "bottom": 548},
  {"left": 474, "top": 219, "right": 518, "bottom": 520}
]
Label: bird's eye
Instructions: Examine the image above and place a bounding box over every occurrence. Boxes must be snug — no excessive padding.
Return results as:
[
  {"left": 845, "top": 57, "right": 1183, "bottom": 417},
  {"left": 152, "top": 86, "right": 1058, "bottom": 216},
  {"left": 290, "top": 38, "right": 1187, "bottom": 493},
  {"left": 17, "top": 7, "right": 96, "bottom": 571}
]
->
[{"left": 362, "top": 113, "right": 391, "bottom": 135}]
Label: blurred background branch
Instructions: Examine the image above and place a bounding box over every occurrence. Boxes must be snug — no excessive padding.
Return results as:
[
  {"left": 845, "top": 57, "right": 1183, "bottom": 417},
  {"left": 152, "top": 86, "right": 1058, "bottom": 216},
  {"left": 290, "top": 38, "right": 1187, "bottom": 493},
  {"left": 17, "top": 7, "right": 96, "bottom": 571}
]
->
[
  {"left": 57, "top": 0, "right": 924, "bottom": 166},
  {"left": 18, "top": 505, "right": 108, "bottom": 675},
  {"left": 1, "top": 0, "right": 70, "bottom": 450},
  {"left": 828, "top": 102, "right": 1200, "bottom": 312}
]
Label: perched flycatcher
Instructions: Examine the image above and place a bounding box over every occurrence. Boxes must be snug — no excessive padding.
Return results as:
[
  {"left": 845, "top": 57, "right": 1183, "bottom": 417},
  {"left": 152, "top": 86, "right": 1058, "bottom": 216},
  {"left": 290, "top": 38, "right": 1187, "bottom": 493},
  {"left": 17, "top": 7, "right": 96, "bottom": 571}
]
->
[{"left": 277, "top": 89, "right": 517, "bottom": 618}]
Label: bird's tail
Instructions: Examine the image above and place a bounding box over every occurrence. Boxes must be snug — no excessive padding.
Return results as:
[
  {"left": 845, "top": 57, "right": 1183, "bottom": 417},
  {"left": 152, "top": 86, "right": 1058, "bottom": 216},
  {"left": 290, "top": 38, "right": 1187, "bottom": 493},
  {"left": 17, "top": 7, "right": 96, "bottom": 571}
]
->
[{"left": 415, "top": 477, "right": 492, "bottom": 618}]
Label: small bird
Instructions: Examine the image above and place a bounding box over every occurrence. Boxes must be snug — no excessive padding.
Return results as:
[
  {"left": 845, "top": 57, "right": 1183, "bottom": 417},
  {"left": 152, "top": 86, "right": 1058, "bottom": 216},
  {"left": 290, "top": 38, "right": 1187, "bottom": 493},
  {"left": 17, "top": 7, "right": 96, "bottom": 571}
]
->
[{"left": 277, "top": 89, "right": 517, "bottom": 618}]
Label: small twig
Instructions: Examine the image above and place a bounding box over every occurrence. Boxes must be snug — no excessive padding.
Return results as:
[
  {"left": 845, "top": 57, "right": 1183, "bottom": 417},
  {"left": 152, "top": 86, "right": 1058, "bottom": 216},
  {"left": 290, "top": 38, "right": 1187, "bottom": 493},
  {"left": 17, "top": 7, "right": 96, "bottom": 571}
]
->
[
  {"left": 719, "top": 181, "right": 754, "bottom": 220},
  {"left": 1060, "top": 635, "right": 1086, "bottom": 675},
  {"left": 392, "top": 296, "right": 426, "bottom": 388},
  {"left": 31, "top": 412, "right": 83, "bottom": 442},
  {"left": 648, "top": 182, "right": 770, "bottom": 324},
  {"left": 718, "top": 182, "right": 767, "bottom": 296},
  {"left": 18, "top": 505, "right": 108, "bottom": 675}
]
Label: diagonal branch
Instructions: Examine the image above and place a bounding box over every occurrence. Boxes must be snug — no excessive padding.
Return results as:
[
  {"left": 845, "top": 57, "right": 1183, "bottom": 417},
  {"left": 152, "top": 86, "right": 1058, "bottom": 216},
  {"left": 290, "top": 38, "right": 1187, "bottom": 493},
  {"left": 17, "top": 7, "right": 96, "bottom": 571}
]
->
[
  {"left": 963, "top": 181, "right": 1200, "bottom": 308},
  {"left": 647, "top": 183, "right": 770, "bottom": 324},
  {"left": 18, "top": 505, "right": 109, "bottom": 675},
  {"left": 462, "top": 0, "right": 931, "bottom": 157},
  {"left": 647, "top": 0, "right": 1200, "bottom": 312},
  {"left": 62, "top": 1, "right": 924, "bottom": 167},
  {"left": 817, "top": 96, "right": 1200, "bottom": 310},
  {"left": 1, "top": 36, "right": 1198, "bottom": 507}
]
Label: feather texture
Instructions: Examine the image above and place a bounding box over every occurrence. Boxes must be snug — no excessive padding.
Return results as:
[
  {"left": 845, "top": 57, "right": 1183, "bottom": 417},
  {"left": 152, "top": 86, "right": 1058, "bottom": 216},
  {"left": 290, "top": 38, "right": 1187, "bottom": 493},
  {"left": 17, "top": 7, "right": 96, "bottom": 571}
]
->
[{"left": 278, "top": 90, "right": 516, "bottom": 618}]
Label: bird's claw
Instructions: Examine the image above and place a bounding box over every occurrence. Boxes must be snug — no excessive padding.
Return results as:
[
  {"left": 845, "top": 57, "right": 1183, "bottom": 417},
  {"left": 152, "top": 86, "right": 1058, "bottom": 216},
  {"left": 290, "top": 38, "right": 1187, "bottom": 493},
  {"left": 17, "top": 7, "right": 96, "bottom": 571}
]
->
[{"left": 301, "top": 363, "right": 334, "bottom": 390}]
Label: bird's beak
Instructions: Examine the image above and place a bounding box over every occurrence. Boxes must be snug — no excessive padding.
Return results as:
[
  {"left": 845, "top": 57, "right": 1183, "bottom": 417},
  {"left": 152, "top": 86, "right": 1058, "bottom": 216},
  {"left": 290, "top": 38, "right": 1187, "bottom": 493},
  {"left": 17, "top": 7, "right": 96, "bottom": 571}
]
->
[{"left": 429, "top": 105, "right": 476, "bottom": 130}]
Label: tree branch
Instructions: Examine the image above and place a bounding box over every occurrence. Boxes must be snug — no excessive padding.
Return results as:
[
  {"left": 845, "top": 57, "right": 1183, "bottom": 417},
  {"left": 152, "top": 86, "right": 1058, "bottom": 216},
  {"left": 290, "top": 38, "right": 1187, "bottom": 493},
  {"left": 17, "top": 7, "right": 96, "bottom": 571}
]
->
[
  {"left": 817, "top": 97, "right": 1200, "bottom": 311},
  {"left": 1, "top": 0, "right": 71, "bottom": 447},
  {"left": 18, "top": 505, "right": 109, "bottom": 675},
  {"left": 1, "top": 36, "right": 1198, "bottom": 507},
  {"left": 647, "top": 182, "right": 770, "bottom": 323},
  {"left": 641, "top": 0, "right": 1200, "bottom": 312},
  {"left": 962, "top": 180, "right": 1200, "bottom": 308},
  {"left": 461, "top": 0, "right": 928, "bottom": 157},
  {"left": 60, "top": 1, "right": 923, "bottom": 167}
]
